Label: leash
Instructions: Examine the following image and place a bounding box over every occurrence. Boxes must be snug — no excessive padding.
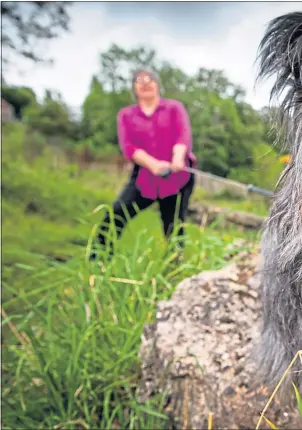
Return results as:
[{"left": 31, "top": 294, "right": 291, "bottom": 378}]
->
[{"left": 158, "top": 166, "right": 274, "bottom": 198}]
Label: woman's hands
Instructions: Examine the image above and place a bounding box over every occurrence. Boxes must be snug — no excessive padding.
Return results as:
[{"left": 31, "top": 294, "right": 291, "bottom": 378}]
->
[
  {"left": 150, "top": 160, "right": 172, "bottom": 176},
  {"left": 132, "top": 148, "right": 186, "bottom": 176}
]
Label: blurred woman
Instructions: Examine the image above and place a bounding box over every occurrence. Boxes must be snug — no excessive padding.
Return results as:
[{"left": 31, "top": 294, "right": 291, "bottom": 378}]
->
[{"left": 90, "top": 67, "right": 197, "bottom": 260}]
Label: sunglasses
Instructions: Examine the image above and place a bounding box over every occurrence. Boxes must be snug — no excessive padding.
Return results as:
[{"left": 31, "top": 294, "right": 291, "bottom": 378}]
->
[{"left": 134, "top": 75, "right": 155, "bottom": 84}]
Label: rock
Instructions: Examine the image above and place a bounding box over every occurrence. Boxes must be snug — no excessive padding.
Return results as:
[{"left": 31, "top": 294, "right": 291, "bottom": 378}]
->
[
  {"left": 188, "top": 203, "right": 267, "bottom": 230},
  {"left": 226, "top": 211, "right": 267, "bottom": 229},
  {"left": 138, "top": 252, "right": 301, "bottom": 429}
]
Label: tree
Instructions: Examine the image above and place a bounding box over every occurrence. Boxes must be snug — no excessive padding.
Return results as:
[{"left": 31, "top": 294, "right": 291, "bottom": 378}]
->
[
  {"left": 159, "top": 62, "right": 190, "bottom": 97},
  {"left": 82, "top": 76, "right": 108, "bottom": 136},
  {"left": 100, "top": 44, "right": 158, "bottom": 92},
  {"left": 82, "top": 46, "right": 157, "bottom": 149},
  {"left": 2, "top": 85, "right": 37, "bottom": 118},
  {"left": 24, "top": 90, "right": 74, "bottom": 139},
  {"left": 1, "top": 1, "right": 72, "bottom": 67},
  {"left": 82, "top": 75, "right": 131, "bottom": 148}
]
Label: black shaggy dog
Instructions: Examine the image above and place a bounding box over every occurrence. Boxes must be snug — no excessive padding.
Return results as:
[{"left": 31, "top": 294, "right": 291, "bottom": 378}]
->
[{"left": 257, "top": 12, "right": 302, "bottom": 392}]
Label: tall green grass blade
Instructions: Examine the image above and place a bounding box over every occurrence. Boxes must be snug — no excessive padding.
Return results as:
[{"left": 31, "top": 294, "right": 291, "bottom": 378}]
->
[{"left": 293, "top": 383, "right": 302, "bottom": 416}]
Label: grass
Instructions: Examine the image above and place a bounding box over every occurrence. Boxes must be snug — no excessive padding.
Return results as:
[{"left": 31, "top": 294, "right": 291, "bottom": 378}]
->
[
  {"left": 2, "top": 123, "right": 265, "bottom": 428},
  {"left": 2, "top": 216, "right": 258, "bottom": 429},
  {"left": 191, "top": 187, "right": 270, "bottom": 217},
  {"left": 2, "top": 187, "right": 258, "bottom": 429}
]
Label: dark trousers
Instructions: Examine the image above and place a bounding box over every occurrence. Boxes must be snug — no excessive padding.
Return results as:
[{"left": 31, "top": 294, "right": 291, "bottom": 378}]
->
[{"left": 94, "top": 169, "right": 195, "bottom": 257}]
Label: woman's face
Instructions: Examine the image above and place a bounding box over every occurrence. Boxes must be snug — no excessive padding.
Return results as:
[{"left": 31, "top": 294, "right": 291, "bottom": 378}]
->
[{"left": 134, "top": 72, "right": 159, "bottom": 100}]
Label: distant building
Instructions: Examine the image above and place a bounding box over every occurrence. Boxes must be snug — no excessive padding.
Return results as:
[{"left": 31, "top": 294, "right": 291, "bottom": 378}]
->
[{"left": 1, "top": 99, "right": 15, "bottom": 122}]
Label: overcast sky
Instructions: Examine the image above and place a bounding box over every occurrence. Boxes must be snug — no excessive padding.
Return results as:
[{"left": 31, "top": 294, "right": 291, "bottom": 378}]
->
[{"left": 6, "top": 1, "right": 302, "bottom": 112}]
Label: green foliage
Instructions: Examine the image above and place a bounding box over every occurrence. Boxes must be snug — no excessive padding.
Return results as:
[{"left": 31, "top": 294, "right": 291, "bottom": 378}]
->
[
  {"left": 81, "top": 44, "right": 158, "bottom": 149},
  {"left": 3, "top": 161, "right": 96, "bottom": 221},
  {"left": 3, "top": 205, "right": 256, "bottom": 429},
  {"left": 2, "top": 122, "right": 25, "bottom": 161},
  {"left": 184, "top": 90, "right": 254, "bottom": 175},
  {"left": 2, "top": 85, "right": 37, "bottom": 118},
  {"left": 99, "top": 44, "right": 157, "bottom": 93},
  {"left": 228, "top": 142, "right": 283, "bottom": 190},
  {"left": 293, "top": 383, "right": 302, "bottom": 417},
  {"left": 4, "top": 43, "right": 282, "bottom": 184},
  {"left": 4, "top": 222, "right": 243, "bottom": 429},
  {"left": 2, "top": 119, "right": 264, "bottom": 429},
  {"left": 2, "top": 39, "right": 282, "bottom": 428},
  {"left": 82, "top": 75, "right": 132, "bottom": 148},
  {"left": 1, "top": 124, "right": 119, "bottom": 310},
  {"left": 24, "top": 91, "right": 75, "bottom": 139},
  {"left": 83, "top": 45, "right": 276, "bottom": 176},
  {"left": 82, "top": 44, "right": 271, "bottom": 173},
  {"left": 81, "top": 44, "right": 278, "bottom": 178}
]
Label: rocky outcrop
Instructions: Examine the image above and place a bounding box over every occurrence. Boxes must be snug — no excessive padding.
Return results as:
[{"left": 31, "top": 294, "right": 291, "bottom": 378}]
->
[{"left": 138, "top": 251, "right": 301, "bottom": 429}]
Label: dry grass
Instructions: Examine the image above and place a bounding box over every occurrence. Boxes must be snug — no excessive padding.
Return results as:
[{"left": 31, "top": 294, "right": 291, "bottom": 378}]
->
[{"left": 256, "top": 350, "right": 302, "bottom": 429}]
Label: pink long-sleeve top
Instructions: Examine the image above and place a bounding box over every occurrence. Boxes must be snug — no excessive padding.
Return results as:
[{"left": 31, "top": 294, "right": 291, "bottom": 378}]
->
[{"left": 117, "top": 98, "right": 197, "bottom": 200}]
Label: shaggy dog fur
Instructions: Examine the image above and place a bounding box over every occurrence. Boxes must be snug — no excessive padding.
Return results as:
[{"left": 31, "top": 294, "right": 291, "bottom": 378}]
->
[{"left": 257, "top": 12, "right": 302, "bottom": 392}]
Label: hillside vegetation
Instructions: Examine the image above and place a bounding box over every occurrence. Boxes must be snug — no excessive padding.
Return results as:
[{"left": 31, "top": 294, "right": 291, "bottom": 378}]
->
[
  {"left": 2, "top": 120, "right": 268, "bottom": 428},
  {"left": 2, "top": 44, "right": 285, "bottom": 428}
]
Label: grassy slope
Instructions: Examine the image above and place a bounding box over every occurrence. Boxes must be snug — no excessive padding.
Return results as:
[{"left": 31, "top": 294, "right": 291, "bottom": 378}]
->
[{"left": 2, "top": 124, "right": 265, "bottom": 429}]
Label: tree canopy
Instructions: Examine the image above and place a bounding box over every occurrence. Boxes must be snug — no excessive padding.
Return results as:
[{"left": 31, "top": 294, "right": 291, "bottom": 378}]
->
[{"left": 1, "top": 1, "right": 72, "bottom": 67}]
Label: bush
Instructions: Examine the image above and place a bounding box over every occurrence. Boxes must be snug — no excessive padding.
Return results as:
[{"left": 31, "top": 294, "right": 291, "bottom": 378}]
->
[
  {"left": 228, "top": 142, "right": 283, "bottom": 190},
  {"left": 2, "top": 122, "right": 25, "bottom": 162}
]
